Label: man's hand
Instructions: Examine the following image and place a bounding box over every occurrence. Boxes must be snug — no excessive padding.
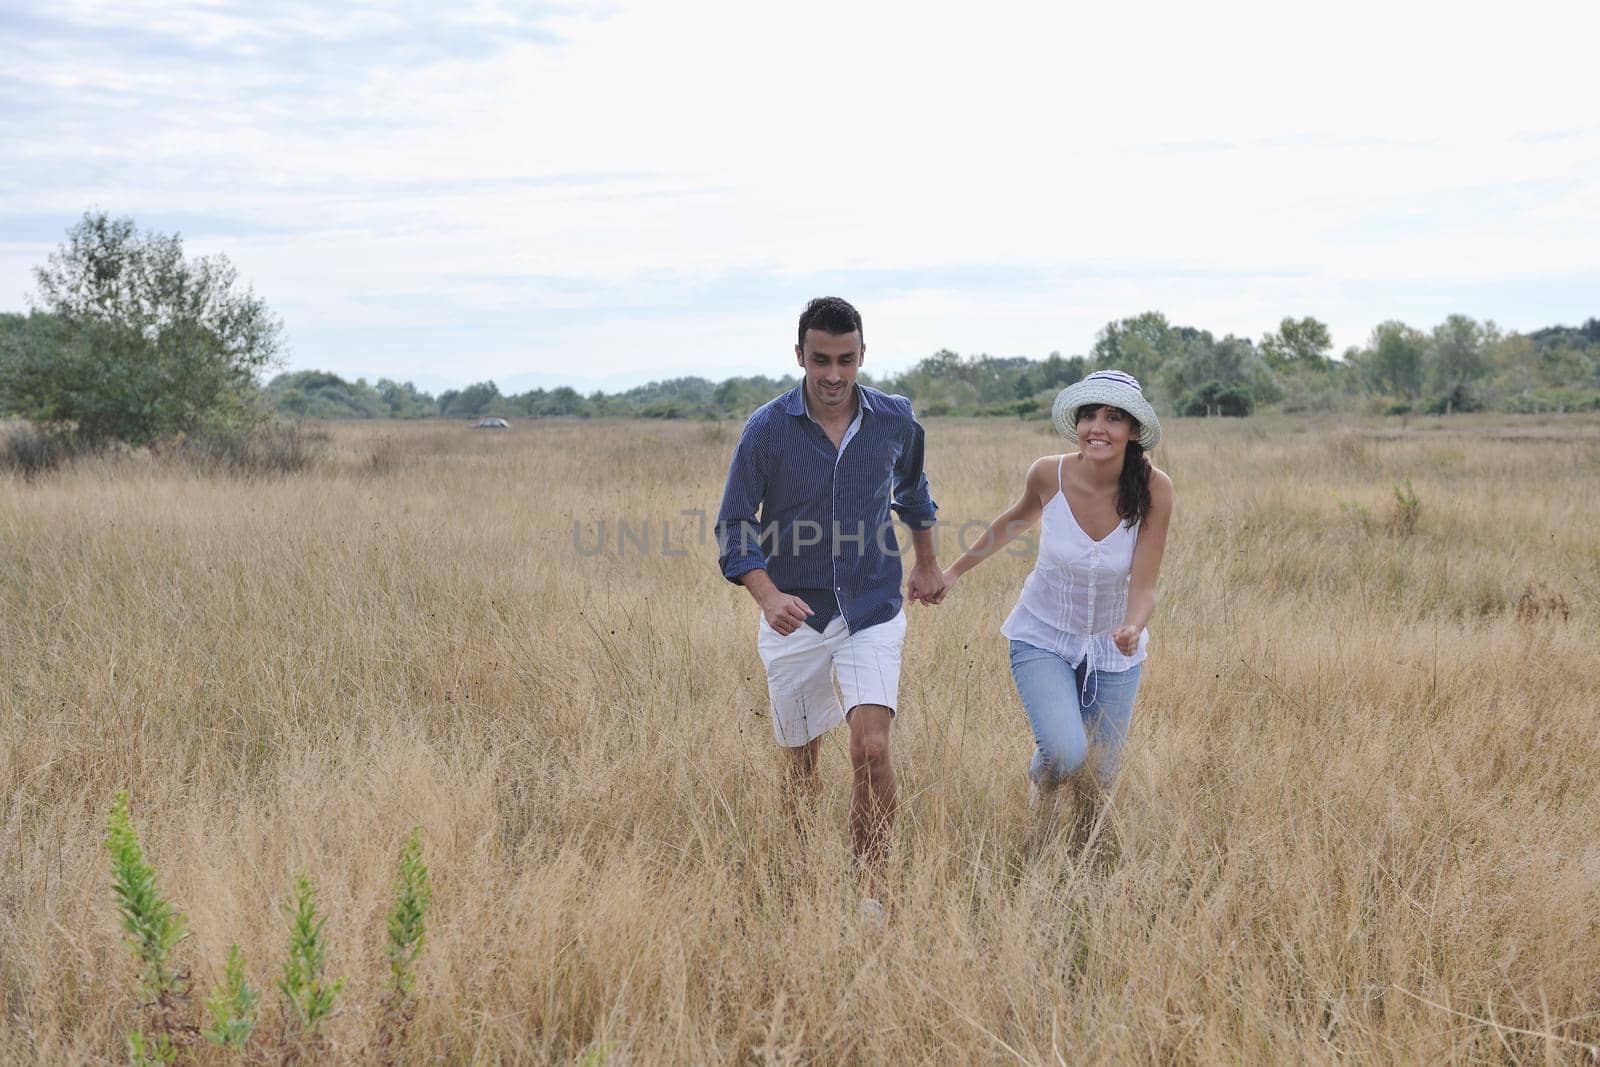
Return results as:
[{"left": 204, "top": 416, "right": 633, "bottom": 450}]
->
[
  {"left": 1112, "top": 624, "right": 1141, "bottom": 656},
  {"left": 907, "top": 561, "right": 948, "bottom": 606},
  {"left": 760, "top": 591, "right": 814, "bottom": 636}
]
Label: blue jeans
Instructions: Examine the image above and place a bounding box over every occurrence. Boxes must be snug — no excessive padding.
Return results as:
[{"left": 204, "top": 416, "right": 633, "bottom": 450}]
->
[{"left": 1008, "top": 640, "right": 1142, "bottom": 791}]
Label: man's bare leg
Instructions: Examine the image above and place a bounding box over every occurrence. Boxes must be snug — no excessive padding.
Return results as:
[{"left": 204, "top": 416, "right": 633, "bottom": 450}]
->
[
  {"left": 782, "top": 736, "right": 823, "bottom": 835},
  {"left": 846, "top": 704, "right": 896, "bottom": 896}
]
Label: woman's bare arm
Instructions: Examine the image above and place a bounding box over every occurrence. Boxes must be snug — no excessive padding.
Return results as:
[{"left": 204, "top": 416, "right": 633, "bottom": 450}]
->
[
  {"left": 940, "top": 455, "right": 1059, "bottom": 591},
  {"left": 1113, "top": 467, "right": 1174, "bottom": 652}
]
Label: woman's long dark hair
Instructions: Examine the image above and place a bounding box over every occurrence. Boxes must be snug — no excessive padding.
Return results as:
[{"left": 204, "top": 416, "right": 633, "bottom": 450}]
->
[
  {"left": 1076, "top": 404, "right": 1153, "bottom": 527},
  {"left": 1116, "top": 440, "right": 1153, "bottom": 526}
]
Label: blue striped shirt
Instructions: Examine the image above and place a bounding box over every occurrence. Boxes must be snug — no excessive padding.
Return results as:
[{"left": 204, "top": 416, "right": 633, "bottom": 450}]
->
[{"left": 716, "top": 383, "right": 938, "bottom": 634}]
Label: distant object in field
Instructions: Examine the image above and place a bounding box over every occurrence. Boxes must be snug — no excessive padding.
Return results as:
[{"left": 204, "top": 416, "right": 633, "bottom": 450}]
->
[{"left": 473, "top": 417, "right": 509, "bottom": 429}]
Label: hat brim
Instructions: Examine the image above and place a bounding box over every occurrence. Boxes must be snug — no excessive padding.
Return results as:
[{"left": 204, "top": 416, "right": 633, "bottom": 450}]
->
[{"left": 1052, "top": 382, "right": 1162, "bottom": 450}]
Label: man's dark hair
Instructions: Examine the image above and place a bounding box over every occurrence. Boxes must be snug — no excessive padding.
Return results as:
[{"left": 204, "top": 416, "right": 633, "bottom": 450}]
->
[{"left": 797, "top": 296, "right": 863, "bottom": 348}]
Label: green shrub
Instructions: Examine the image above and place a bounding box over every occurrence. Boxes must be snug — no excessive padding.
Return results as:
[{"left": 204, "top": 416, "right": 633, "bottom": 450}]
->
[
  {"left": 172, "top": 419, "right": 327, "bottom": 476},
  {"left": 385, "top": 830, "right": 431, "bottom": 999},
  {"left": 127, "top": 1031, "right": 176, "bottom": 1066},
  {"left": 105, "top": 793, "right": 193, "bottom": 1060},
  {"left": 969, "top": 399, "right": 1035, "bottom": 418},
  {"left": 1501, "top": 388, "right": 1600, "bottom": 414},
  {"left": 278, "top": 873, "right": 344, "bottom": 1038},
  {"left": 103, "top": 799, "right": 434, "bottom": 1063},
  {"left": 105, "top": 793, "right": 188, "bottom": 999},
  {"left": 202, "top": 943, "right": 257, "bottom": 1051},
  {"left": 1, "top": 423, "right": 78, "bottom": 478},
  {"left": 1422, "top": 384, "right": 1484, "bottom": 414},
  {"left": 1389, "top": 479, "right": 1421, "bottom": 538},
  {"left": 1179, "top": 381, "right": 1255, "bottom": 417},
  {"left": 373, "top": 829, "right": 432, "bottom": 1062}
]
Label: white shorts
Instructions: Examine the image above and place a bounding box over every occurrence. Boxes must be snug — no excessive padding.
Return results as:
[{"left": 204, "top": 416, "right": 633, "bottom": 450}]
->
[{"left": 756, "top": 610, "right": 907, "bottom": 748}]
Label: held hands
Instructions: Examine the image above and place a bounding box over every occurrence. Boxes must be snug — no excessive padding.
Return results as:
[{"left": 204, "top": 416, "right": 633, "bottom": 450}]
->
[
  {"left": 1112, "top": 624, "right": 1141, "bottom": 656},
  {"left": 907, "top": 561, "right": 950, "bottom": 606},
  {"left": 760, "top": 591, "right": 814, "bottom": 636}
]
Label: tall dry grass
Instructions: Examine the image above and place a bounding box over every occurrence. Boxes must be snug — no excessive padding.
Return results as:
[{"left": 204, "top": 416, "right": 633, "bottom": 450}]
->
[{"left": 2, "top": 413, "right": 1598, "bottom": 1064}]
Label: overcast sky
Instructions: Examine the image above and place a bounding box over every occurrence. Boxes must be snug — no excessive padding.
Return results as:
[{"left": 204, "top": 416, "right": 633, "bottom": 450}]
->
[{"left": 3, "top": 1, "right": 1597, "bottom": 393}]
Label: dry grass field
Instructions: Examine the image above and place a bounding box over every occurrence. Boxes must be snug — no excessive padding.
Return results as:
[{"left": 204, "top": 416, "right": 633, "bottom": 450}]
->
[{"left": 3, "top": 413, "right": 1599, "bottom": 1065}]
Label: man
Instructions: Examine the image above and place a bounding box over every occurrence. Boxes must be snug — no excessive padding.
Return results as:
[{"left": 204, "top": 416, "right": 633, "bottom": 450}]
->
[{"left": 716, "top": 296, "right": 944, "bottom": 911}]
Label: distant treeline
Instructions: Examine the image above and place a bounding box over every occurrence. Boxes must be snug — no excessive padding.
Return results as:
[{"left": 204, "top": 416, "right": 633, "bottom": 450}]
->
[
  {"left": 7, "top": 307, "right": 1598, "bottom": 427},
  {"left": 260, "top": 312, "right": 1600, "bottom": 421},
  {"left": 6, "top": 212, "right": 1597, "bottom": 441}
]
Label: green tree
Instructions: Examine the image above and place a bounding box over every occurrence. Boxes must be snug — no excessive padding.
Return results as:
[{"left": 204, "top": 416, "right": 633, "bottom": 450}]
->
[
  {"left": 885, "top": 349, "right": 963, "bottom": 406},
  {"left": 1090, "top": 312, "right": 1176, "bottom": 390},
  {"left": 0, "top": 313, "right": 28, "bottom": 412},
  {"left": 707, "top": 374, "right": 794, "bottom": 416},
  {"left": 1528, "top": 318, "right": 1600, "bottom": 372},
  {"left": 588, "top": 389, "right": 632, "bottom": 416},
  {"left": 1364, "top": 320, "right": 1427, "bottom": 401},
  {"left": 1178, "top": 380, "right": 1255, "bottom": 417},
  {"left": 963, "top": 355, "right": 1033, "bottom": 404},
  {"left": 538, "top": 385, "right": 589, "bottom": 417},
  {"left": 2, "top": 212, "right": 283, "bottom": 444},
  {"left": 620, "top": 376, "right": 716, "bottom": 407},
  {"left": 1259, "top": 316, "right": 1332, "bottom": 371},
  {"left": 440, "top": 380, "right": 500, "bottom": 418},
  {"left": 1427, "top": 314, "right": 1491, "bottom": 413},
  {"left": 1487, "top": 331, "right": 1537, "bottom": 390},
  {"left": 877, "top": 349, "right": 1032, "bottom": 413},
  {"left": 375, "top": 378, "right": 435, "bottom": 418},
  {"left": 1165, "top": 333, "right": 1277, "bottom": 415},
  {"left": 1525, "top": 322, "right": 1598, "bottom": 391},
  {"left": 266, "top": 370, "right": 387, "bottom": 419},
  {"left": 0, "top": 312, "right": 57, "bottom": 416},
  {"left": 1014, "top": 351, "right": 1087, "bottom": 399}
]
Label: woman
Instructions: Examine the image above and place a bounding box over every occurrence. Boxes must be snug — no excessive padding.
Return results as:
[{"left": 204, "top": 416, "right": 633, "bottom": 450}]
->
[{"left": 942, "top": 370, "right": 1173, "bottom": 822}]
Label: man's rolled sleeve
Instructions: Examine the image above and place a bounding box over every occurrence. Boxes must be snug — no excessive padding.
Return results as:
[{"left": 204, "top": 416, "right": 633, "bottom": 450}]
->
[
  {"left": 890, "top": 411, "right": 938, "bottom": 530},
  {"left": 715, "top": 415, "right": 771, "bottom": 583}
]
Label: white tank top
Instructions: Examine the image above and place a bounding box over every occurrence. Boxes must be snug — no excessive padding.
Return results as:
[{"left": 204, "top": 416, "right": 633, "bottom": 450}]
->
[{"left": 1000, "top": 455, "right": 1148, "bottom": 680}]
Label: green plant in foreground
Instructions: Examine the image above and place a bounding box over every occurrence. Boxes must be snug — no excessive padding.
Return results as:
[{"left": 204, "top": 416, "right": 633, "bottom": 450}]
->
[
  {"left": 386, "top": 829, "right": 432, "bottom": 998},
  {"left": 105, "top": 792, "right": 188, "bottom": 998},
  {"left": 127, "top": 1030, "right": 176, "bottom": 1066},
  {"left": 1390, "top": 478, "right": 1422, "bottom": 537},
  {"left": 277, "top": 873, "right": 344, "bottom": 1037},
  {"left": 374, "top": 829, "right": 432, "bottom": 1063},
  {"left": 203, "top": 943, "right": 258, "bottom": 1051},
  {"left": 106, "top": 791, "right": 195, "bottom": 1060}
]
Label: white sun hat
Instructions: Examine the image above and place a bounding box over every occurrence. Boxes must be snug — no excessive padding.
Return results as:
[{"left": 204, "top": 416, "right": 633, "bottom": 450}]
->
[{"left": 1051, "top": 370, "right": 1162, "bottom": 450}]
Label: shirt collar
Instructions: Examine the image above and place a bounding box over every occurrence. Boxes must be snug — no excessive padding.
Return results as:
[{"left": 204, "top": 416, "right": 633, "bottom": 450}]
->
[{"left": 783, "top": 382, "right": 874, "bottom": 418}]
